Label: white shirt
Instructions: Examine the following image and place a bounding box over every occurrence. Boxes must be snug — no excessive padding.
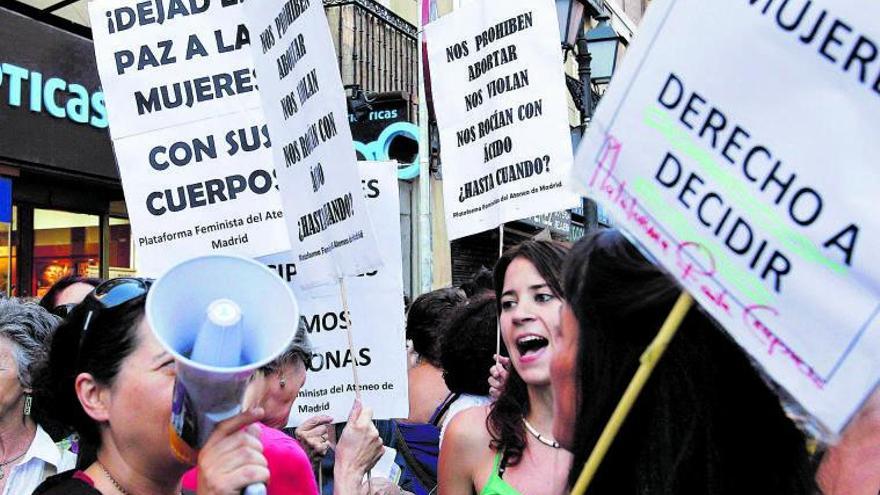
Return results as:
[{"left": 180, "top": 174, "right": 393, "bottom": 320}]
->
[
  {"left": 439, "top": 394, "right": 491, "bottom": 448},
  {"left": 1, "top": 425, "right": 77, "bottom": 495}
]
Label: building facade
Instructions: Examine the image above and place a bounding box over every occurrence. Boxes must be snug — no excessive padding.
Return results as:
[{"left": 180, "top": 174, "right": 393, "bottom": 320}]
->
[{"left": 0, "top": 5, "right": 132, "bottom": 298}]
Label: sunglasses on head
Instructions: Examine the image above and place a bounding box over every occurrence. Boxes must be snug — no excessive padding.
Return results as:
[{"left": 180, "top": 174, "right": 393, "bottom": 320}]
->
[
  {"left": 76, "top": 277, "right": 153, "bottom": 343},
  {"left": 51, "top": 303, "right": 77, "bottom": 319}
]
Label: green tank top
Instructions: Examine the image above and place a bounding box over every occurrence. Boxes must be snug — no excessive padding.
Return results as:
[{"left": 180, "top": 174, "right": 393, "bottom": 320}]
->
[{"left": 479, "top": 451, "right": 522, "bottom": 495}]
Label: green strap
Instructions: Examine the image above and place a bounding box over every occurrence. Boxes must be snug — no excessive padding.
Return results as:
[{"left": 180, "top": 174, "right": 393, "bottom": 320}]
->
[
  {"left": 492, "top": 450, "right": 503, "bottom": 474},
  {"left": 480, "top": 450, "right": 522, "bottom": 495}
]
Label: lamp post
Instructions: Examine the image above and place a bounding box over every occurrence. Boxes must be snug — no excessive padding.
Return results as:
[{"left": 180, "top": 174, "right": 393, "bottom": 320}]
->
[
  {"left": 556, "top": 1, "right": 624, "bottom": 234},
  {"left": 557, "top": 0, "right": 597, "bottom": 233}
]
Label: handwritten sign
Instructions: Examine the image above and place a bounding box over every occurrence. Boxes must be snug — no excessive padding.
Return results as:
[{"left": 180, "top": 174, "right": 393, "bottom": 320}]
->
[
  {"left": 574, "top": 0, "right": 880, "bottom": 434},
  {"left": 425, "top": 0, "right": 578, "bottom": 240},
  {"left": 89, "top": 0, "right": 289, "bottom": 276},
  {"left": 260, "top": 162, "right": 408, "bottom": 424},
  {"left": 245, "top": 0, "right": 382, "bottom": 288}
]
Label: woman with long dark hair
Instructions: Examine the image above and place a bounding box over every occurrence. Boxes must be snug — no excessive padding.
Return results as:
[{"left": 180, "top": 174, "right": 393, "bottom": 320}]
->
[
  {"left": 551, "top": 229, "right": 815, "bottom": 494},
  {"left": 439, "top": 240, "right": 571, "bottom": 495}
]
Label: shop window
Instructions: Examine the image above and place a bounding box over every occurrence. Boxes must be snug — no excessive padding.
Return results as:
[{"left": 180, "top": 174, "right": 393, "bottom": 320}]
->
[
  {"left": 33, "top": 209, "right": 99, "bottom": 298},
  {"left": 0, "top": 207, "right": 16, "bottom": 296}
]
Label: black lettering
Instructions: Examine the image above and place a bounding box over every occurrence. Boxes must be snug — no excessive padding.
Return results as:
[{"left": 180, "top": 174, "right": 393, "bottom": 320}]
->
[
  {"left": 658, "top": 73, "right": 685, "bottom": 109},
  {"left": 655, "top": 152, "right": 683, "bottom": 187}
]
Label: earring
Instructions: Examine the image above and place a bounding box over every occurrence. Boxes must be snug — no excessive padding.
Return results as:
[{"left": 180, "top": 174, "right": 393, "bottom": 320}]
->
[
  {"left": 23, "top": 394, "right": 32, "bottom": 416},
  {"left": 279, "top": 378, "right": 287, "bottom": 389}
]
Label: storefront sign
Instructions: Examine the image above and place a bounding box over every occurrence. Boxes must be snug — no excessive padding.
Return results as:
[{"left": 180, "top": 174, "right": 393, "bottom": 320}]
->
[
  {"left": 0, "top": 7, "right": 116, "bottom": 179},
  {"left": 425, "top": 0, "right": 578, "bottom": 240},
  {"left": 260, "top": 162, "right": 408, "bottom": 424},
  {"left": 0, "top": 63, "right": 107, "bottom": 129},
  {"left": 88, "top": 0, "right": 290, "bottom": 276},
  {"left": 245, "top": 0, "right": 382, "bottom": 288},
  {"left": 573, "top": 0, "right": 879, "bottom": 434},
  {"left": 350, "top": 95, "right": 420, "bottom": 180}
]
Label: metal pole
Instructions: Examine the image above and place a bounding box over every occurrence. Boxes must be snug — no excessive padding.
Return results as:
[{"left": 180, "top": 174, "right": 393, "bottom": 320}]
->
[
  {"left": 576, "top": 26, "right": 599, "bottom": 232},
  {"left": 417, "top": 0, "right": 433, "bottom": 295}
]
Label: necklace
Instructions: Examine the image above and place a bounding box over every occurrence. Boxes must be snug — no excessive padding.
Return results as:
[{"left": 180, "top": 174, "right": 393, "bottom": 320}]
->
[
  {"left": 98, "top": 461, "right": 130, "bottom": 495},
  {"left": 96, "top": 461, "right": 183, "bottom": 495},
  {"left": 0, "top": 448, "right": 27, "bottom": 479},
  {"left": 522, "top": 417, "right": 560, "bottom": 449}
]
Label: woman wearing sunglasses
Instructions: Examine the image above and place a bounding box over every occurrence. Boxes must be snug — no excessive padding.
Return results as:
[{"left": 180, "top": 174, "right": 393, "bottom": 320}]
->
[{"left": 32, "top": 278, "right": 383, "bottom": 495}]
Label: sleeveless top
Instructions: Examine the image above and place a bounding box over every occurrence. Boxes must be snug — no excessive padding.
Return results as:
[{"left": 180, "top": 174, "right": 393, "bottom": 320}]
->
[{"left": 479, "top": 451, "right": 522, "bottom": 495}]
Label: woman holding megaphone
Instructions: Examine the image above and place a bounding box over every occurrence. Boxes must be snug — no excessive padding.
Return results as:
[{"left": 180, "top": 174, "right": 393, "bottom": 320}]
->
[{"left": 32, "top": 278, "right": 384, "bottom": 495}]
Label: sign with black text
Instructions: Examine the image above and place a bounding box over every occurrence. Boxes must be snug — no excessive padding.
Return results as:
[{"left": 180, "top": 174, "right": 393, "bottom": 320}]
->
[
  {"left": 88, "top": 0, "right": 289, "bottom": 276},
  {"left": 574, "top": 0, "right": 879, "bottom": 434},
  {"left": 260, "top": 162, "right": 408, "bottom": 424},
  {"left": 245, "top": 0, "right": 383, "bottom": 288},
  {"left": 425, "top": 0, "right": 578, "bottom": 239}
]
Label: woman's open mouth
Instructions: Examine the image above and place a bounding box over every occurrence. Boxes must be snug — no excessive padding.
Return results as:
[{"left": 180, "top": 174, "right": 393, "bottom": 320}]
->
[{"left": 516, "top": 335, "right": 549, "bottom": 362}]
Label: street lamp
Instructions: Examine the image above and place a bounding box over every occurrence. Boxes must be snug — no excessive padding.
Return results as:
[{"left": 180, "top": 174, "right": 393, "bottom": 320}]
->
[
  {"left": 585, "top": 15, "right": 624, "bottom": 85},
  {"left": 557, "top": 0, "right": 602, "bottom": 233}
]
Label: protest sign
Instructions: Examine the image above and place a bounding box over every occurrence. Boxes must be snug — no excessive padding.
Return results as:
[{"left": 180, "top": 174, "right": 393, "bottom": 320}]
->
[
  {"left": 88, "top": 0, "right": 289, "bottom": 276},
  {"left": 573, "top": 0, "right": 880, "bottom": 434},
  {"left": 425, "top": 0, "right": 579, "bottom": 240},
  {"left": 260, "top": 162, "right": 408, "bottom": 424},
  {"left": 89, "top": 0, "right": 262, "bottom": 139},
  {"left": 245, "top": 0, "right": 383, "bottom": 288}
]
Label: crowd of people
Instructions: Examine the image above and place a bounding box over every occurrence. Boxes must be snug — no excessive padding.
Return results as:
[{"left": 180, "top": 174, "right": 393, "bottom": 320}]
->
[{"left": 0, "top": 229, "right": 874, "bottom": 494}]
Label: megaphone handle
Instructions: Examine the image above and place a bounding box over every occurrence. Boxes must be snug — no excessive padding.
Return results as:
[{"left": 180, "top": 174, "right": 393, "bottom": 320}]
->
[{"left": 242, "top": 482, "right": 267, "bottom": 495}]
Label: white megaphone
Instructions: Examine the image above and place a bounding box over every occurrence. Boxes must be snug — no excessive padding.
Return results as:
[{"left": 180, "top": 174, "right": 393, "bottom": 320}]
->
[{"left": 146, "top": 254, "right": 299, "bottom": 495}]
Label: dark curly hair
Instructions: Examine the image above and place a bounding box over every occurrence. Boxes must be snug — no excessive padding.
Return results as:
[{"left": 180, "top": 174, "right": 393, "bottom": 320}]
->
[
  {"left": 440, "top": 293, "right": 497, "bottom": 395},
  {"left": 562, "top": 229, "right": 815, "bottom": 493},
  {"left": 488, "top": 240, "right": 569, "bottom": 466},
  {"left": 406, "top": 287, "right": 467, "bottom": 366}
]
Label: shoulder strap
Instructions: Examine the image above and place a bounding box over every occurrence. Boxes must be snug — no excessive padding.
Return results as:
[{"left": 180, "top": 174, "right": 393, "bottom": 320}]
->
[
  {"left": 492, "top": 450, "right": 503, "bottom": 473},
  {"left": 393, "top": 422, "right": 438, "bottom": 490},
  {"left": 429, "top": 392, "right": 462, "bottom": 426}
]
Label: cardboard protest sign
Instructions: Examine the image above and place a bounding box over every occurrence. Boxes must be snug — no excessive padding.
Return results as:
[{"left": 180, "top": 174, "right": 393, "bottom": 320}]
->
[
  {"left": 88, "top": 0, "right": 289, "bottom": 276},
  {"left": 573, "top": 0, "right": 879, "bottom": 434},
  {"left": 425, "top": 0, "right": 579, "bottom": 240},
  {"left": 260, "top": 162, "right": 408, "bottom": 424},
  {"left": 245, "top": 0, "right": 383, "bottom": 288}
]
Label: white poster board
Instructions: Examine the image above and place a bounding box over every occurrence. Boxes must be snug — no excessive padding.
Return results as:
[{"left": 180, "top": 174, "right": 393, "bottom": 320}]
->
[
  {"left": 261, "top": 162, "right": 408, "bottom": 424},
  {"left": 245, "top": 0, "right": 383, "bottom": 288},
  {"left": 425, "top": 0, "right": 578, "bottom": 240},
  {"left": 573, "top": 0, "right": 880, "bottom": 434},
  {"left": 88, "top": 0, "right": 289, "bottom": 276}
]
